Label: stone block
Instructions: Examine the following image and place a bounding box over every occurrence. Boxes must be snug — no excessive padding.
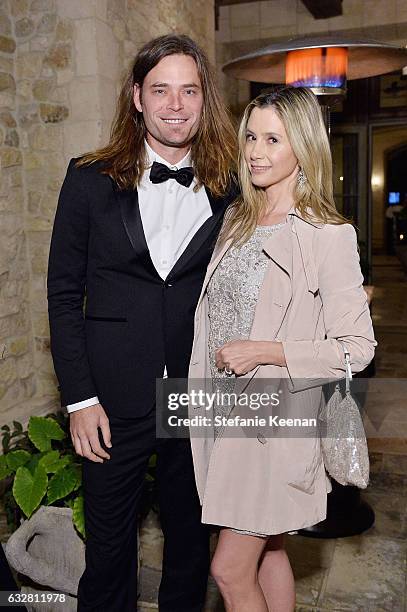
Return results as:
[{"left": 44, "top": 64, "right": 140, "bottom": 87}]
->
[
  {"left": 18, "top": 104, "right": 39, "bottom": 128},
  {"left": 35, "top": 336, "right": 50, "bottom": 354},
  {"left": 0, "top": 92, "right": 14, "bottom": 108},
  {"left": 0, "top": 11, "right": 12, "bottom": 35},
  {"left": 8, "top": 170, "right": 23, "bottom": 188},
  {"left": 260, "top": 0, "right": 297, "bottom": 27},
  {"left": 56, "top": 0, "right": 98, "bottom": 19},
  {"left": 63, "top": 121, "right": 103, "bottom": 160},
  {"left": 33, "top": 313, "right": 50, "bottom": 336},
  {"left": 0, "top": 57, "right": 13, "bottom": 73},
  {"left": 0, "top": 72, "right": 15, "bottom": 93},
  {"left": 17, "top": 353, "right": 34, "bottom": 380},
  {"left": 0, "top": 111, "right": 16, "bottom": 128},
  {"left": 95, "top": 18, "right": 120, "bottom": 80},
  {"left": 29, "top": 124, "right": 63, "bottom": 151},
  {"left": 3, "top": 331, "right": 30, "bottom": 358},
  {"left": 230, "top": 24, "right": 260, "bottom": 42},
  {"left": 30, "top": 34, "right": 54, "bottom": 51},
  {"left": 230, "top": 1, "right": 260, "bottom": 28},
  {"left": 15, "top": 17, "right": 35, "bottom": 38},
  {"left": 23, "top": 150, "right": 43, "bottom": 169},
  {"left": 27, "top": 190, "right": 42, "bottom": 213},
  {"left": 11, "top": 0, "right": 29, "bottom": 16},
  {"left": 0, "top": 358, "right": 17, "bottom": 387},
  {"left": 32, "top": 78, "right": 55, "bottom": 101},
  {"left": 0, "top": 36, "right": 16, "bottom": 54},
  {"left": 27, "top": 216, "right": 53, "bottom": 231},
  {"left": 68, "top": 76, "right": 100, "bottom": 121},
  {"left": 15, "top": 53, "right": 42, "bottom": 78},
  {"left": 4, "top": 130, "right": 19, "bottom": 147},
  {"left": 39, "top": 102, "right": 69, "bottom": 123},
  {"left": 55, "top": 67, "right": 74, "bottom": 86},
  {"left": 17, "top": 79, "right": 32, "bottom": 104},
  {"left": 43, "top": 43, "right": 71, "bottom": 70},
  {"left": 30, "top": 0, "right": 55, "bottom": 12},
  {"left": 40, "top": 190, "right": 57, "bottom": 215},
  {"left": 55, "top": 19, "right": 73, "bottom": 42},
  {"left": 0, "top": 149, "right": 22, "bottom": 167},
  {"left": 363, "top": 0, "right": 397, "bottom": 26},
  {"left": 37, "top": 13, "right": 57, "bottom": 34},
  {"left": 74, "top": 19, "right": 97, "bottom": 76}
]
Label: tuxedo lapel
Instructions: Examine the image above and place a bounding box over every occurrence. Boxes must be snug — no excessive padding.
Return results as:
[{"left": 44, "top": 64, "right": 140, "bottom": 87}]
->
[
  {"left": 117, "top": 186, "right": 160, "bottom": 279},
  {"left": 167, "top": 186, "right": 230, "bottom": 280}
]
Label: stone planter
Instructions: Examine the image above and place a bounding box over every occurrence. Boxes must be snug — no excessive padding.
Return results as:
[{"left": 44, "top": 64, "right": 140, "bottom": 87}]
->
[
  {"left": 5, "top": 506, "right": 85, "bottom": 601},
  {"left": 5, "top": 505, "right": 144, "bottom": 611}
]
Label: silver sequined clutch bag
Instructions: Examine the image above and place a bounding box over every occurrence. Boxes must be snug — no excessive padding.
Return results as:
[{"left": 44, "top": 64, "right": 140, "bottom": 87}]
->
[{"left": 319, "top": 342, "right": 370, "bottom": 489}]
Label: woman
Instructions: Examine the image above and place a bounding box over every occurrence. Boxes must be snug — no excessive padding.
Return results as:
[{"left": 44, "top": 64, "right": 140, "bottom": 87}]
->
[{"left": 188, "top": 86, "right": 377, "bottom": 611}]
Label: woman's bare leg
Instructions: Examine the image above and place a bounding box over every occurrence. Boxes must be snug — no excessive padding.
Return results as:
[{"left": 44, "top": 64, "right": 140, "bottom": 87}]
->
[
  {"left": 258, "top": 534, "right": 296, "bottom": 612},
  {"left": 211, "top": 528, "right": 269, "bottom": 612}
]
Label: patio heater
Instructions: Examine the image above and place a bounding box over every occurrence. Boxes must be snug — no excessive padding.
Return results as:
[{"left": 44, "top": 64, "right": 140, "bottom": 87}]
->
[
  {"left": 223, "top": 36, "right": 407, "bottom": 539},
  {"left": 223, "top": 35, "right": 407, "bottom": 132}
]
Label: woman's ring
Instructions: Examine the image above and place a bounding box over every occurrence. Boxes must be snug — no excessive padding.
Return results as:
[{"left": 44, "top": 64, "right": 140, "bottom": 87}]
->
[{"left": 225, "top": 367, "right": 234, "bottom": 376}]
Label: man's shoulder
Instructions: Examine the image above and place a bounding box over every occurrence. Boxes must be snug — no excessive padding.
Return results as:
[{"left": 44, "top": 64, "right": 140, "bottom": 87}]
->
[{"left": 65, "top": 157, "right": 114, "bottom": 192}]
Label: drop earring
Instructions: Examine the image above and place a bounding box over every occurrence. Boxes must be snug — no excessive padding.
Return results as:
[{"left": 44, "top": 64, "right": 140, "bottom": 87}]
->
[{"left": 297, "top": 168, "right": 307, "bottom": 187}]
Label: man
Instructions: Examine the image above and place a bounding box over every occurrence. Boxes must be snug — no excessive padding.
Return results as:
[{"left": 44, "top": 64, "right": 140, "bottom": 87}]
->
[{"left": 47, "top": 34, "right": 237, "bottom": 611}]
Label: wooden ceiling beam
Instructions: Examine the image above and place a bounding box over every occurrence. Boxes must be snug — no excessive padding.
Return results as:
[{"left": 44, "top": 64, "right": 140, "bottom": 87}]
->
[{"left": 300, "top": 0, "right": 343, "bottom": 19}]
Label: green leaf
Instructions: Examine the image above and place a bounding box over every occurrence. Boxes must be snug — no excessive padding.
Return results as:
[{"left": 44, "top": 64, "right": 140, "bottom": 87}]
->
[
  {"left": 6, "top": 450, "right": 31, "bottom": 472},
  {"left": 0, "top": 455, "right": 12, "bottom": 480},
  {"left": 13, "top": 464, "right": 48, "bottom": 518},
  {"left": 28, "top": 417, "right": 65, "bottom": 452},
  {"left": 72, "top": 495, "right": 85, "bottom": 539},
  {"left": 12, "top": 421, "right": 23, "bottom": 433},
  {"left": 2, "top": 433, "right": 10, "bottom": 453},
  {"left": 26, "top": 455, "right": 40, "bottom": 475},
  {"left": 1, "top": 425, "right": 10, "bottom": 431},
  {"left": 38, "top": 450, "right": 61, "bottom": 473},
  {"left": 148, "top": 454, "right": 157, "bottom": 468},
  {"left": 47, "top": 466, "right": 78, "bottom": 505},
  {"left": 64, "top": 498, "right": 75, "bottom": 510}
]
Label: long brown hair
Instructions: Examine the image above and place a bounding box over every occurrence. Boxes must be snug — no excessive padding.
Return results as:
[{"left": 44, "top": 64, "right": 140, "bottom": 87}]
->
[
  {"left": 77, "top": 34, "right": 237, "bottom": 196},
  {"left": 221, "top": 86, "right": 351, "bottom": 246}
]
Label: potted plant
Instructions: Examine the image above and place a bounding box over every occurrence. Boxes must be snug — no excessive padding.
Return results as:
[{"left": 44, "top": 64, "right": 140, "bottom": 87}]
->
[
  {"left": 0, "top": 413, "right": 84, "bottom": 538},
  {"left": 0, "top": 413, "right": 85, "bottom": 600},
  {"left": 0, "top": 412, "right": 160, "bottom": 605}
]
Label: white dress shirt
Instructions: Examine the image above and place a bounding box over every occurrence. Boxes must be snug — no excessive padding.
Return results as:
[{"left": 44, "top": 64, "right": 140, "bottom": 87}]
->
[{"left": 66, "top": 141, "right": 212, "bottom": 413}]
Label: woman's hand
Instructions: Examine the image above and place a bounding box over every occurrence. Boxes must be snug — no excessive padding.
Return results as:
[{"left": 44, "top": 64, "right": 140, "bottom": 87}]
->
[{"left": 215, "top": 340, "right": 287, "bottom": 376}]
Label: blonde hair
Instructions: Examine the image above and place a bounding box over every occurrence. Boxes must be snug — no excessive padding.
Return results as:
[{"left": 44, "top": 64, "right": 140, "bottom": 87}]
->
[{"left": 221, "top": 85, "right": 350, "bottom": 246}]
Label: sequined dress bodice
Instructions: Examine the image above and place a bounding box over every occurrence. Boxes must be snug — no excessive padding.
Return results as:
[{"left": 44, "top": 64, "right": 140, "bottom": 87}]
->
[{"left": 207, "top": 222, "right": 286, "bottom": 432}]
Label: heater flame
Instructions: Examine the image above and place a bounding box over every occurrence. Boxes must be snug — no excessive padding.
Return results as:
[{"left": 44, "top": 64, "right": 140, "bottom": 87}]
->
[{"left": 286, "top": 47, "right": 348, "bottom": 88}]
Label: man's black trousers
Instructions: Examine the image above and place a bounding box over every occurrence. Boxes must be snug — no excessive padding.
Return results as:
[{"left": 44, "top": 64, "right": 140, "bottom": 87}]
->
[{"left": 76, "top": 408, "right": 210, "bottom": 611}]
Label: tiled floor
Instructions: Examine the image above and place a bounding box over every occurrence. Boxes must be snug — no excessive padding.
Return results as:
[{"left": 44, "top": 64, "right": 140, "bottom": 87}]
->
[{"left": 1, "top": 255, "right": 406, "bottom": 611}]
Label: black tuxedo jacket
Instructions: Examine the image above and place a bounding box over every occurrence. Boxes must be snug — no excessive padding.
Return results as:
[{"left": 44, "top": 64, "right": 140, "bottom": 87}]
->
[{"left": 47, "top": 159, "right": 238, "bottom": 418}]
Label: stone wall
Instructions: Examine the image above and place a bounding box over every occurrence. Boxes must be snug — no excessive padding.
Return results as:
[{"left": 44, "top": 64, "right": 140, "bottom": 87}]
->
[{"left": 0, "top": 0, "right": 215, "bottom": 427}]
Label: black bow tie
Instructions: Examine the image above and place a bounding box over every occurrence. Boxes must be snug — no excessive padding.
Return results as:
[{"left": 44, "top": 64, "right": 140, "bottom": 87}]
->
[{"left": 149, "top": 161, "right": 194, "bottom": 188}]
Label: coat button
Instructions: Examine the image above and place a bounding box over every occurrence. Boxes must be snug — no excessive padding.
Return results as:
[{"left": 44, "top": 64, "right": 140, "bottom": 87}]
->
[{"left": 257, "top": 432, "right": 267, "bottom": 444}]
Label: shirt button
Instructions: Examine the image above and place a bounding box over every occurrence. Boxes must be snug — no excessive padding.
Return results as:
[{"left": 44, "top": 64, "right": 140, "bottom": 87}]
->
[{"left": 161, "top": 259, "right": 168, "bottom": 265}]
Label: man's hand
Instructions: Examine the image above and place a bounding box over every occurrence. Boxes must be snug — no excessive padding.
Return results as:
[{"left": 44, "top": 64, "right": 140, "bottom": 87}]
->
[{"left": 69, "top": 403, "right": 112, "bottom": 462}]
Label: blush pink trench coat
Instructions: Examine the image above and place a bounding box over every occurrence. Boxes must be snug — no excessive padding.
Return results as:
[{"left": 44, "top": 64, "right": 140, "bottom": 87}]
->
[{"left": 187, "top": 206, "right": 377, "bottom": 535}]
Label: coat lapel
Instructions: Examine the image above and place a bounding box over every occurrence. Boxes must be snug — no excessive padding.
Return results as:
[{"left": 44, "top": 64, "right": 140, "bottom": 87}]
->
[
  {"left": 117, "top": 186, "right": 161, "bottom": 279},
  {"left": 168, "top": 187, "right": 229, "bottom": 280}
]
